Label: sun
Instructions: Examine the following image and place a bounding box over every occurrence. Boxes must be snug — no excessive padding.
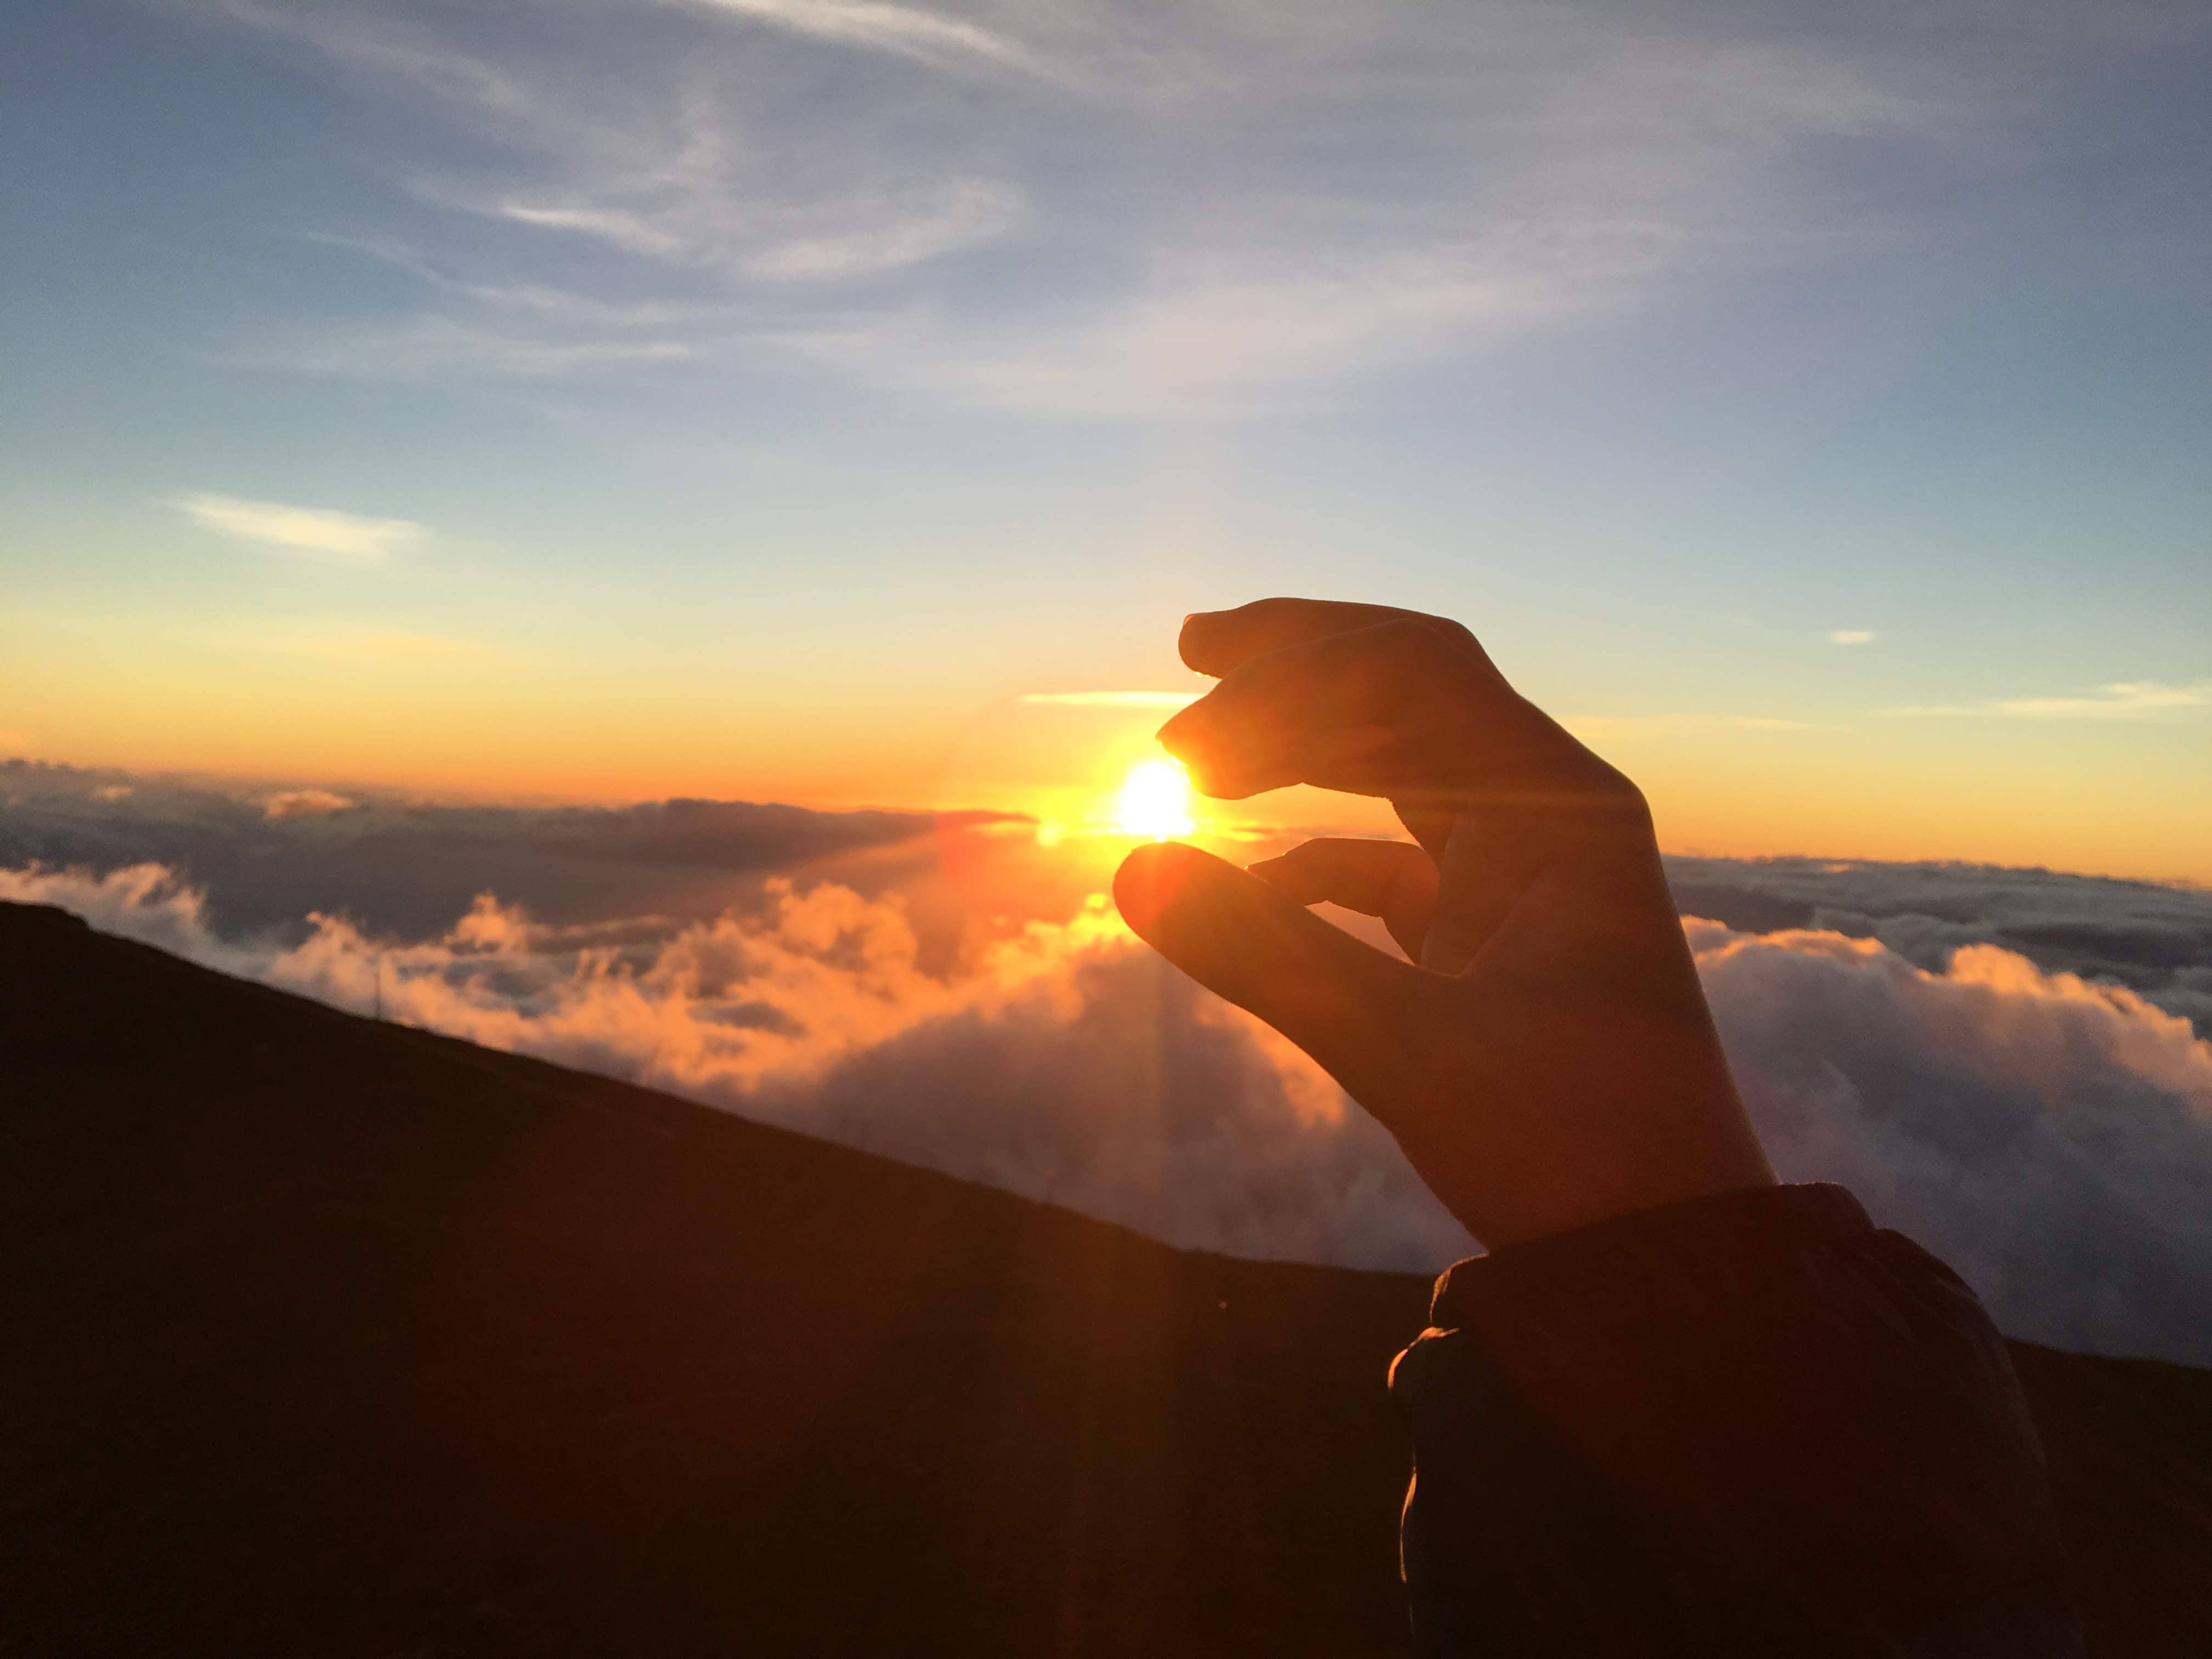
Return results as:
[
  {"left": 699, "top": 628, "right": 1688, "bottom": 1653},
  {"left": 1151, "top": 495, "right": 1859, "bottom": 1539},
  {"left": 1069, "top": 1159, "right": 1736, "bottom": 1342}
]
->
[{"left": 1116, "top": 759, "right": 1194, "bottom": 839}]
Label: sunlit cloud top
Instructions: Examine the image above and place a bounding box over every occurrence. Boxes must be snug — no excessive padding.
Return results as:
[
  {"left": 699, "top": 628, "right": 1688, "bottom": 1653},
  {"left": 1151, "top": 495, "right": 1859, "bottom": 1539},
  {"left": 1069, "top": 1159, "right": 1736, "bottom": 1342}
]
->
[{"left": 262, "top": 788, "right": 356, "bottom": 820}]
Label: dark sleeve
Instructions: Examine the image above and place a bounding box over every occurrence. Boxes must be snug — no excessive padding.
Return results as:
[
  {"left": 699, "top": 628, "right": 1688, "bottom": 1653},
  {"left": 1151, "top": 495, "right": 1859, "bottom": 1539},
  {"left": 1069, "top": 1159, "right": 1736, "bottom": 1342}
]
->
[{"left": 1389, "top": 1182, "right": 2080, "bottom": 1657}]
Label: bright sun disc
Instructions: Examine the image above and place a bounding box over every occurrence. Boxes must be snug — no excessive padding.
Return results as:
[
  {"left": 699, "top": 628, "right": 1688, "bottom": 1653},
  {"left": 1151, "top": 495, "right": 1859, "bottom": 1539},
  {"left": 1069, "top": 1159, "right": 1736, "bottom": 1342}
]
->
[{"left": 1116, "top": 759, "right": 1193, "bottom": 839}]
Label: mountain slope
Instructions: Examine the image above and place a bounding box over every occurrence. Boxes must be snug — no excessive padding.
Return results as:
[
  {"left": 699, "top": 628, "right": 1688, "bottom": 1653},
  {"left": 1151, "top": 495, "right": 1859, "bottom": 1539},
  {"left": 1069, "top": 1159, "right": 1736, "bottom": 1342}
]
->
[{"left": 2, "top": 901, "right": 2205, "bottom": 1656}]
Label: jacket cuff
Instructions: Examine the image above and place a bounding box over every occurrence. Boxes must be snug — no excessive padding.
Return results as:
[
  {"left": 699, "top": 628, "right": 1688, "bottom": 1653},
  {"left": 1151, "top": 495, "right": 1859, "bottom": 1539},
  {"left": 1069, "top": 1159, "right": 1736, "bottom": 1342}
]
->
[{"left": 1392, "top": 1181, "right": 2078, "bottom": 1655}]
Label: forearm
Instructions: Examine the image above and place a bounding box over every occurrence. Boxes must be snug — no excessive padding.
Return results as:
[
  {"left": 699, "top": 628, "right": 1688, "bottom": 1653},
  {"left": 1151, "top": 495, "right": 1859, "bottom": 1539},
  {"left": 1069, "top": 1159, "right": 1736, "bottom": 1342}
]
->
[{"left": 1392, "top": 1183, "right": 2079, "bottom": 1657}]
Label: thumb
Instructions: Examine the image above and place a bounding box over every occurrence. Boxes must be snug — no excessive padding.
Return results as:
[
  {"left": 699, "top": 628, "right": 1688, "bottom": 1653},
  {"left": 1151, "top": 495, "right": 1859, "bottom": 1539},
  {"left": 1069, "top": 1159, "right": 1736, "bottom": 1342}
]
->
[{"left": 1114, "top": 841, "right": 1427, "bottom": 1108}]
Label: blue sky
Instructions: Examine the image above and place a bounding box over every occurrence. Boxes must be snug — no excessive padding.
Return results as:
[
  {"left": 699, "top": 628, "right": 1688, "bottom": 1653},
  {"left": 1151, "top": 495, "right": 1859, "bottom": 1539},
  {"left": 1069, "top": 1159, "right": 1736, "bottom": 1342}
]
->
[{"left": 3, "top": 0, "right": 2208, "bottom": 875}]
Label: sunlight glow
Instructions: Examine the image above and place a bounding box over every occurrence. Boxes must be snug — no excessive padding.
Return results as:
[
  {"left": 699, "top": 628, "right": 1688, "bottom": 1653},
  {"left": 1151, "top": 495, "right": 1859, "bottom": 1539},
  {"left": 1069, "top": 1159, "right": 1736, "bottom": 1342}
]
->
[{"left": 1116, "top": 759, "right": 1193, "bottom": 839}]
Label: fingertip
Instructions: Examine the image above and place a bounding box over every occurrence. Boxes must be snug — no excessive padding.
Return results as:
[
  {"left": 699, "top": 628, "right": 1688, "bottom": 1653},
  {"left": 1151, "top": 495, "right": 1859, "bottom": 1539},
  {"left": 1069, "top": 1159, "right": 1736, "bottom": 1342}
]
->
[
  {"left": 1113, "top": 839, "right": 1214, "bottom": 940},
  {"left": 1114, "top": 839, "right": 1297, "bottom": 1013},
  {"left": 1117, "top": 836, "right": 1418, "bottom": 1095},
  {"left": 1177, "top": 609, "right": 1229, "bottom": 674},
  {"left": 1150, "top": 714, "right": 1249, "bottom": 802}
]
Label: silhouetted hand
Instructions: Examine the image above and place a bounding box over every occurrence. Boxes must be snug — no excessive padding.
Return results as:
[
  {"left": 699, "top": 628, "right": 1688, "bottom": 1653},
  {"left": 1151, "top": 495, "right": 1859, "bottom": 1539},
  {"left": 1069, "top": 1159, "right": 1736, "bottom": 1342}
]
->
[{"left": 1114, "top": 600, "right": 1774, "bottom": 1248}]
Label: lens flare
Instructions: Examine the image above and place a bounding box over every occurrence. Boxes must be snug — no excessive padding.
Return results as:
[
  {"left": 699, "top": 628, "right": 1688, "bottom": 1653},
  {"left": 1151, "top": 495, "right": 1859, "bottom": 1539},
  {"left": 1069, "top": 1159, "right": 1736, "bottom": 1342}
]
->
[{"left": 1116, "top": 760, "right": 1193, "bottom": 840}]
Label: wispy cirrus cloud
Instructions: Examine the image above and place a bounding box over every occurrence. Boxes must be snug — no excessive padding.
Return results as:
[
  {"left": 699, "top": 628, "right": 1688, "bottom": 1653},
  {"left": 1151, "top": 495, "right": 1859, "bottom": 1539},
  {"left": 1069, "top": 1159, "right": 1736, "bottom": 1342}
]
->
[
  {"left": 298, "top": 233, "right": 727, "bottom": 328},
  {"left": 206, "top": 0, "right": 2202, "bottom": 415},
  {"left": 1829, "top": 629, "right": 1877, "bottom": 645},
  {"left": 240, "top": 315, "right": 702, "bottom": 380},
  {"left": 234, "top": 1, "right": 1032, "bottom": 287},
  {"left": 743, "top": 180, "right": 1019, "bottom": 280},
  {"left": 212, "top": 0, "right": 531, "bottom": 111},
  {"left": 675, "top": 0, "right": 1058, "bottom": 82},
  {"left": 172, "top": 492, "right": 425, "bottom": 566},
  {"left": 437, "top": 182, "right": 1023, "bottom": 285},
  {"left": 489, "top": 202, "right": 689, "bottom": 257},
  {"left": 1883, "top": 681, "right": 2212, "bottom": 719}
]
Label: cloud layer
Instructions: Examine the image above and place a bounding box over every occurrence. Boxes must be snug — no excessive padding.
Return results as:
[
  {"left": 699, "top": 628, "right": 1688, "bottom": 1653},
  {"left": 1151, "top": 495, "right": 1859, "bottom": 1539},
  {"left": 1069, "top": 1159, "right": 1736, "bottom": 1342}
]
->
[
  {"left": 1666, "top": 854, "right": 2212, "bottom": 1033},
  {"left": 0, "top": 860, "right": 1473, "bottom": 1273},
  {"left": 0, "top": 759, "right": 984, "bottom": 941},
  {"left": 4, "top": 776, "right": 2209, "bottom": 1364}
]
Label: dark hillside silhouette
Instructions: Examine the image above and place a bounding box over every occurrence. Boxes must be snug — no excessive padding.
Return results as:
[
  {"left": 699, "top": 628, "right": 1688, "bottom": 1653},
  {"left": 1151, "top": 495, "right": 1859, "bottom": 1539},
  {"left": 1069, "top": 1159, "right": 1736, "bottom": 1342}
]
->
[{"left": 2, "top": 901, "right": 2205, "bottom": 1656}]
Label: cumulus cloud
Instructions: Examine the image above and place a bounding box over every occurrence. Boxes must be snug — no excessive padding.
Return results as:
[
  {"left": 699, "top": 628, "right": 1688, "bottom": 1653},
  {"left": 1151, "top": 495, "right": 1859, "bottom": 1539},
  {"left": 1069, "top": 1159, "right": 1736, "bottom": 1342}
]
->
[
  {"left": 172, "top": 492, "right": 425, "bottom": 566},
  {"left": 1693, "top": 918, "right": 2212, "bottom": 1365},
  {"left": 1664, "top": 854, "right": 2212, "bottom": 1031},
  {"left": 6, "top": 849, "right": 2210, "bottom": 1363},
  {"left": 1, "top": 861, "right": 1472, "bottom": 1271},
  {"left": 262, "top": 789, "right": 355, "bottom": 820},
  {"left": 0, "top": 863, "right": 275, "bottom": 982},
  {"left": 9, "top": 768, "right": 2209, "bottom": 1357}
]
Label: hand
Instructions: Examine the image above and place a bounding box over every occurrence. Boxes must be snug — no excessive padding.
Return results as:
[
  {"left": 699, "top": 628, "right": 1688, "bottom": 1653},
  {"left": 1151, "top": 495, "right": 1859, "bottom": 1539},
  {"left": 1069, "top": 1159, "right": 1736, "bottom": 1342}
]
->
[{"left": 1114, "top": 600, "right": 1773, "bottom": 1249}]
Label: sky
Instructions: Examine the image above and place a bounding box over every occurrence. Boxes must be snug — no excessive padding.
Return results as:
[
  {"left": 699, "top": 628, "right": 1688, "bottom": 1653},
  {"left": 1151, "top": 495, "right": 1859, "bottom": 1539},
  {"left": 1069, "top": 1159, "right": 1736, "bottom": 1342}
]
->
[{"left": 4, "top": 0, "right": 2210, "bottom": 878}]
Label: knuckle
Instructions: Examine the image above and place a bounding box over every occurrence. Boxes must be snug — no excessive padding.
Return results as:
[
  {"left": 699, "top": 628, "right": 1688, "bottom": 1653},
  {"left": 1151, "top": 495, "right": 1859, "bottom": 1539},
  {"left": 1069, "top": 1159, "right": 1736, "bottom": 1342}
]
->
[
  {"left": 1373, "top": 620, "right": 1486, "bottom": 703},
  {"left": 1371, "top": 616, "right": 1451, "bottom": 669},
  {"left": 1616, "top": 778, "right": 1656, "bottom": 830},
  {"left": 1423, "top": 616, "right": 1484, "bottom": 656}
]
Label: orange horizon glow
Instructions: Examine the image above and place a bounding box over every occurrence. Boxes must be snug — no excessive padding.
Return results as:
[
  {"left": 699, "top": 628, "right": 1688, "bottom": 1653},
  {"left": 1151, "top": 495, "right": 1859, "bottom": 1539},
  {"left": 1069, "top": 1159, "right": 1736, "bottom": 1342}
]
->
[
  {"left": 11, "top": 729, "right": 2209, "bottom": 891},
  {"left": 5, "top": 665, "right": 2208, "bottom": 888}
]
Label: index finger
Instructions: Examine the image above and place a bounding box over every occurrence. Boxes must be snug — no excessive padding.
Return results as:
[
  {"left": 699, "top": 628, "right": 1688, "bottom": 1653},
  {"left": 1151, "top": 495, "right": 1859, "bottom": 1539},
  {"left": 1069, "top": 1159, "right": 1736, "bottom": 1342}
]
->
[{"left": 1181, "top": 599, "right": 1482, "bottom": 679}]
